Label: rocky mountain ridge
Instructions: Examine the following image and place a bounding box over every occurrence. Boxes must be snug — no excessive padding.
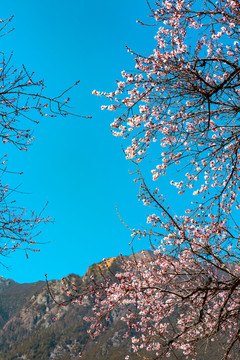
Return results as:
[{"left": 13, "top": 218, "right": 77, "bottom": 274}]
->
[
  {"left": 0, "top": 254, "right": 238, "bottom": 360},
  {"left": 0, "top": 256, "right": 135, "bottom": 360}
]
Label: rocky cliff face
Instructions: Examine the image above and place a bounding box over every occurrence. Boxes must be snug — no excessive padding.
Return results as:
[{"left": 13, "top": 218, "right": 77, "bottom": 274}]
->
[
  {"left": 0, "top": 256, "right": 238, "bottom": 360},
  {"left": 0, "top": 257, "right": 135, "bottom": 360}
]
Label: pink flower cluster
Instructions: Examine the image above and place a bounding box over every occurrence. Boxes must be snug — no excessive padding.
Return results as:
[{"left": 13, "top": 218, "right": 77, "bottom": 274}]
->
[{"left": 68, "top": 0, "right": 240, "bottom": 358}]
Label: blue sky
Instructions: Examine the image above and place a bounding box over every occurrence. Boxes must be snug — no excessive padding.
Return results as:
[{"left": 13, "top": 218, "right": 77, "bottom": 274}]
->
[{"left": 0, "top": 0, "right": 175, "bottom": 283}]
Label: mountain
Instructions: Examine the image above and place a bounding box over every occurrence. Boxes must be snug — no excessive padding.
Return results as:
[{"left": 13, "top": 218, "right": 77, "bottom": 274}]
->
[
  {"left": 0, "top": 256, "right": 136, "bottom": 360},
  {"left": 0, "top": 255, "right": 238, "bottom": 360}
]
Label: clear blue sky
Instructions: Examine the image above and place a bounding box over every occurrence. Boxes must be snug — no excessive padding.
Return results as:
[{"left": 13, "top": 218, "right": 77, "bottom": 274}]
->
[{"left": 0, "top": 0, "right": 176, "bottom": 283}]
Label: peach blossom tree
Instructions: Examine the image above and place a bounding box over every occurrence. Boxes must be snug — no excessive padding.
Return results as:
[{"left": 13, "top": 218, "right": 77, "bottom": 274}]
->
[
  {"left": 0, "top": 16, "right": 83, "bottom": 263},
  {"left": 64, "top": 1, "right": 240, "bottom": 359}
]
